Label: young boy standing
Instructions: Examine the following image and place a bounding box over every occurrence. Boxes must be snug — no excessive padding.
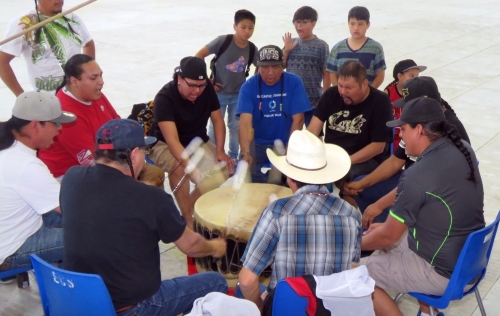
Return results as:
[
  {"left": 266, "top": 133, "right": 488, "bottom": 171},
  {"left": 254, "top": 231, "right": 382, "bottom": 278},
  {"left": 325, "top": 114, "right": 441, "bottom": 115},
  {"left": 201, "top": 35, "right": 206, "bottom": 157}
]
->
[
  {"left": 195, "top": 10, "right": 257, "bottom": 161},
  {"left": 383, "top": 59, "right": 426, "bottom": 150},
  {"left": 327, "top": 6, "right": 386, "bottom": 88},
  {"left": 283, "top": 6, "right": 330, "bottom": 126}
]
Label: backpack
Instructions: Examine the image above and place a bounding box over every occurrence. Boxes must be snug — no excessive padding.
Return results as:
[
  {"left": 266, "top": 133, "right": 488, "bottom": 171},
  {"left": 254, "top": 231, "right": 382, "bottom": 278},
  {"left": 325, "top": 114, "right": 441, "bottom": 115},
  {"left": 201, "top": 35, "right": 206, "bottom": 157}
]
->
[
  {"left": 127, "top": 100, "right": 154, "bottom": 136},
  {"left": 209, "top": 34, "right": 256, "bottom": 81}
]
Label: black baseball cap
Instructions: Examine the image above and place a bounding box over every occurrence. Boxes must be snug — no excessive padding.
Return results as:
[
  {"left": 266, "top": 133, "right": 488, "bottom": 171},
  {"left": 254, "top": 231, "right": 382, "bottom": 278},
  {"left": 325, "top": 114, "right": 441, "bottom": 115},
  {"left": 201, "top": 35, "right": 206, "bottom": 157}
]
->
[
  {"left": 387, "top": 96, "right": 445, "bottom": 128},
  {"left": 393, "top": 76, "right": 440, "bottom": 108},
  {"left": 256, "top": 45, "right": 284, "bottom": 67},
  {"left": 175, "top": 56, "right": 207, "bottom": 80},
  {"left": 96, "top": 119, "right": 156, "bottom": 150},
  {"left": 392, "top": 59, "right": 427, "bottom": 80}
]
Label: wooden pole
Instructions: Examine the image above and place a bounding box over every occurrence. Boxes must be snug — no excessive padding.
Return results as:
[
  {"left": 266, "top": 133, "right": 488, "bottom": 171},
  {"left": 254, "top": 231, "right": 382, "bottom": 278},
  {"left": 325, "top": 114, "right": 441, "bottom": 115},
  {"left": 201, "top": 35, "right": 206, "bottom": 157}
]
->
[{"left": 0, "top": 0, "right": 98, "bottom": 46}]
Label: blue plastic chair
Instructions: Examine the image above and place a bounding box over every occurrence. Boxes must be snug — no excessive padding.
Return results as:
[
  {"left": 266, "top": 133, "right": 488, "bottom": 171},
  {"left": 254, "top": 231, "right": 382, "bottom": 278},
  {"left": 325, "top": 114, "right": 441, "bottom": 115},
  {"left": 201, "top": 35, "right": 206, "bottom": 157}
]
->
[
  {"left": 0, "top": 265, "right": 32, "bottom": 288},
  {"left": 408, "top": 211, "right": 500, "bottom": 316},
  {"left": 272, "top": 279, "right": 308, "bottom": 316},
  {"left": 30, "top": 254, "right": 116, "bottom": 316}
]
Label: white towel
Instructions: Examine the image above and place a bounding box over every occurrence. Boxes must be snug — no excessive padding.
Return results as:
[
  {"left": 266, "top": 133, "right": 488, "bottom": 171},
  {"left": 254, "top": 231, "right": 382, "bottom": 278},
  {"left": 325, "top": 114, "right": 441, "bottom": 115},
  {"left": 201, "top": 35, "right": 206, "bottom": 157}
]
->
[
  {"left": 186, "top": 292, "right": 260, "bottom": 316},
  {"left": 314, "top": 266, "right": 375, "bottom": 316}
]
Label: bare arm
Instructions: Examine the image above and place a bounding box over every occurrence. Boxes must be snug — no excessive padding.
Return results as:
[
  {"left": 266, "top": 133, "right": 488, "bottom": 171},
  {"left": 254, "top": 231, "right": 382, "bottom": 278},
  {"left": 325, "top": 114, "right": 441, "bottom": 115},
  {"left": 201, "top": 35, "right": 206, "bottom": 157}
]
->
[
  {"left": 0, "top": 51, "right": 23, "bottom": 96},
  {"left": 82, "top": 40, "right": 95, "bottom": 59},
  {"left": 239, "top": 267, "right": 263, "bottom": 311},
  {"left": 345, "top": 155, "right": 405, "bottom": 192},
  {"left": 322, "top": 69, "right": 331, "bottom": 92},
  {"left": 362, "top": 188, "right": 397, "bottom": 228},
  {"left": 158, "top": 121, "right": 187, "bottom": 166},
  {"left": 350, "top": 142, "right": 385, "bottom": 164},
  {"left": 194, "top": 46, "right": 211, "bottom": 59},
  {"left": 239, "top": 113, "right": 254, "bottom": 164},
  {"left": 371, "top": 70, "right": 385, "bottom": 89},
  {"left": 361, "top": 215, "right": 407, "bottom": 250},
  {"left": 210, "top": 109, "right": 227, "bottom": 153},
  {"left": 239, "top": 113, "right": 253, "bottom": 154},
  {"left": 329, "top": 72, "right": 338, "bottom": 87},
  {"left": 174, "top": 227, "right": 226, "bottom": 258},
  {"left": 306, "top": 115, "right": 324, "bottom": 137},
  {"left": 290, "top": 113, "right": 304, "bottom": 136}
]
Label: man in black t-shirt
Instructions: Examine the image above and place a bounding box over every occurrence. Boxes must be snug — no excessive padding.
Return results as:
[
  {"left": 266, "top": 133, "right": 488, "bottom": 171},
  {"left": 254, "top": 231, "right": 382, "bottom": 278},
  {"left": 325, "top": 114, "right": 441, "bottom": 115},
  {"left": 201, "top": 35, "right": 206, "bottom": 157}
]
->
[
  {"left": 61, "top": 119, "right": 228, "bottom": 315},
  {"left": 343, "top": 76, "right": 471, "bottom": 228},
  {"left": 149, "top": 57, "right": 234, "bottom": 228},
  {"left": 307, "top": 60, "right": 393, "bottom": 183}
]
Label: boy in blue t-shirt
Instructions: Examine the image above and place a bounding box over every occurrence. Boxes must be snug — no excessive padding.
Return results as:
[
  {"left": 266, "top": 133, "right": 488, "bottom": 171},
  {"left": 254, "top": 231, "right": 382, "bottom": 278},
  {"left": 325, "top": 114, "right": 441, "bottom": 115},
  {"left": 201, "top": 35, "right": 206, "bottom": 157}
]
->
[
  {"left": 195, "top": 10, "right": 258, "bottom": 161},
  {"left": 327, "top": 6, "right": 386, "bottom": 88},
  {"left": 283, "top": 6, "right": 330, "bottom": 126}
]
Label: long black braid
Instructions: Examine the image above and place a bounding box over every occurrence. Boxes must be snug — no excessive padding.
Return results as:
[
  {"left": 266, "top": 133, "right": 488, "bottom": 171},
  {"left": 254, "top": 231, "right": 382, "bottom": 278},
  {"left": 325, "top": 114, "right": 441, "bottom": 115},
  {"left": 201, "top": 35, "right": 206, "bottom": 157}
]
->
[
  {"left": 34, "top": 0, "right": 78, "bottom": 44},
  {"left": 412, "top": 120, "right": 476, "bottom": 183}
]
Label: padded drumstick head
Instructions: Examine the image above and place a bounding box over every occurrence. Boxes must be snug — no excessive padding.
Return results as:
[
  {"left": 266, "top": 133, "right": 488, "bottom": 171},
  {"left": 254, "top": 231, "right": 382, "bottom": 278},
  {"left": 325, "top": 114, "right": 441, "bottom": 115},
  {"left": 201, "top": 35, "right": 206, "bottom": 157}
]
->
[
  {"left": 269, "top": 193, "right": 278, "bottom": 203},
  {"left": 185, "top": 147, "right": 205, "bottom": 174},
  {"left": 233, "top": 160, "right": 249, "bottom": 191},
  {"left": 181, "top": 136, "right": 203, "bottom": 160},
  {"left": 274, "top": 139, "right": 286, "bottom": 155}
]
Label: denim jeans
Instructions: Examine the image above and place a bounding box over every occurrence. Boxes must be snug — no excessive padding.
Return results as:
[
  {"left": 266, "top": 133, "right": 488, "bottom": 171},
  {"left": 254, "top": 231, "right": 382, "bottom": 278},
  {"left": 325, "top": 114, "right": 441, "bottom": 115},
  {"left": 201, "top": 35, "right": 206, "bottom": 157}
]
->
[
  {"left": 354, "top": 170, "right": 403, "bottom": 223},
  {"left": 2, "top": 223, "right": 63, "bottom": 270},
  {"left": 248, "top": 142, "right": 274, "bottom": 184},
  {"left": 118, "top": 272, "right": 227, "bottom": 316},
  {"left": 208, "top": 93, "right": 240, "bottom": 159}
]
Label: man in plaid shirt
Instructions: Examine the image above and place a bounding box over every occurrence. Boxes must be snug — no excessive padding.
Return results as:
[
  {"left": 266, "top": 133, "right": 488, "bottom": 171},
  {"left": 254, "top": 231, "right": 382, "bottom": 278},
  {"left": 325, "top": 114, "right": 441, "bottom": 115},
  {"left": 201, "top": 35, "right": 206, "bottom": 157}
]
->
[{"left": 238, "top": 130, "right": 362, "bottom": 312}]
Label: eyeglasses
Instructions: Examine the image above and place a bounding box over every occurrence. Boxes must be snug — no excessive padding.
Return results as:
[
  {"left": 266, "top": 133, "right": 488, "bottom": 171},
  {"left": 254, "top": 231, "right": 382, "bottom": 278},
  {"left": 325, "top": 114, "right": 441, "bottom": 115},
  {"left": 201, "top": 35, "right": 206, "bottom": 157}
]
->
[
  {"left": 181, "top": 77, "right": 208, "bottom": 89},
  {"left": 293, "top": 20, "right": 312, "bottom": 27},
  {"left": 52, "top": 122, "right": 61, "bottom": 127}
]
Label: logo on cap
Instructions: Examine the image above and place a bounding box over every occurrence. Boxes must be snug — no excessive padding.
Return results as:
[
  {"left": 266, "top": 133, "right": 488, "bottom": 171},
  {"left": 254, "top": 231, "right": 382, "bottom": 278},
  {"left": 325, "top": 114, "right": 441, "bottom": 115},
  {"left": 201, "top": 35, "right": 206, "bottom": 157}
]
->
[
  {"left": 260, "top": 48, "right": 280, "bottom": 61},
  {"left": 402, "top": 88, "right": 409, "bottom": 99}
]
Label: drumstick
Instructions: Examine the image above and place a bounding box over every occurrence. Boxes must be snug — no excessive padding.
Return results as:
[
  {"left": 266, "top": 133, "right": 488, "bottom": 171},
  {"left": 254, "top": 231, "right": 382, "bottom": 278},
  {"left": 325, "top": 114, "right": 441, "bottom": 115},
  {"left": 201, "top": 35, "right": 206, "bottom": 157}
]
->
[
  {"left": 172, "top": 147, "right": 205, "bottom": 194},
  {"left": 222, "top": 160, "right": 249, "bottom": 238},
  {"left": 0, "top": 0, "right": 98, "bottom": 46},
  {"left": 274, "top": 139, "right": 286, "bottom": 155}
]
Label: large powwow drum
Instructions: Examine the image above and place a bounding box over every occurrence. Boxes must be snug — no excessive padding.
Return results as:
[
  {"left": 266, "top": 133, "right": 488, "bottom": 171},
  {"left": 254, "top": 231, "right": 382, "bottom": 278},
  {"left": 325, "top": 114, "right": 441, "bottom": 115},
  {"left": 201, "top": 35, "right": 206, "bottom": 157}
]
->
[{"left": 194, "top": 183, "right": 292, "bottom": 287}]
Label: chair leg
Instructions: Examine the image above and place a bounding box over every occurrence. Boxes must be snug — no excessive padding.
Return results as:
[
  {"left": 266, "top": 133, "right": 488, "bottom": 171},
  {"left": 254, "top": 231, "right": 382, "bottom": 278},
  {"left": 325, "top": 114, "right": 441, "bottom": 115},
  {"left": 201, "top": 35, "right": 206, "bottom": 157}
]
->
[
  {"left": 475, "top": 288, "right": 487, "bottom": 316},
  {"left": 394, "top": 292, "right": 404, "bottom": 303}
]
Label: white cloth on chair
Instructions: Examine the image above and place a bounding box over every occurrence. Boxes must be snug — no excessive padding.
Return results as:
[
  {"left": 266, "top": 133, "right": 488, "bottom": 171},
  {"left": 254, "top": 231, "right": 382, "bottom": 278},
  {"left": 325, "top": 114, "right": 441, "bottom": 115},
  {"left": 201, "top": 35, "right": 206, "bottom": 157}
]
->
[
  {"left": 186, "top": 292, "right": 260, "bottom": 316},
  {"left": 314, "top": 265, "right": 375, "bottom": 316}
]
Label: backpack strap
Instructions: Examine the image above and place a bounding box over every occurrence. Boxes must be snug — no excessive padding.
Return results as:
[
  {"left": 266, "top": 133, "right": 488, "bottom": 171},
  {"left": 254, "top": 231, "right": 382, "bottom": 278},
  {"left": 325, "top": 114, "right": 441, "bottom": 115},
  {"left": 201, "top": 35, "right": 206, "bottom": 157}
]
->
[
  {"left": 246, "top": 41, "right": 256, "bottom": 77},
  {"left": 210, "top": 34, "right": 233, "bottom": 80}
]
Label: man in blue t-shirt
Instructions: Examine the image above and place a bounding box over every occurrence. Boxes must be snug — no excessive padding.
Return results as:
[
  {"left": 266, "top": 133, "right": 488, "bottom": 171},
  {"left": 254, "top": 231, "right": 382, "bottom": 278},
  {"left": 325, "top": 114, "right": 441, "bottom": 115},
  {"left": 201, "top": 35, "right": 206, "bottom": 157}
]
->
[{"left": 237, "top": 45, "right": 311, "bottom": 183}]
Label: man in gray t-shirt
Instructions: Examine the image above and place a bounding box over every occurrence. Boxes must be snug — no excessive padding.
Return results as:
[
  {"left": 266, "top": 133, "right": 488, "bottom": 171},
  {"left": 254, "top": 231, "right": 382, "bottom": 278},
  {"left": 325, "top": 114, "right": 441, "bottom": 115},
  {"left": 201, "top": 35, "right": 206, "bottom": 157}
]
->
[{"left": 195, "top": 10, "right": 258, "bottom": 160}]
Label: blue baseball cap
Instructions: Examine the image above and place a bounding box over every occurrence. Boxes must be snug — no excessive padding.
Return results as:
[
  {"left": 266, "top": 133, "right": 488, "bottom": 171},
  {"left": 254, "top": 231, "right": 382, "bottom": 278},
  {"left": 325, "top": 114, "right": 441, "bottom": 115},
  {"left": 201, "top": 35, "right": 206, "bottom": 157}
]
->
[{"left": 96, "top": 119, "right": 156, "bottom": 150}]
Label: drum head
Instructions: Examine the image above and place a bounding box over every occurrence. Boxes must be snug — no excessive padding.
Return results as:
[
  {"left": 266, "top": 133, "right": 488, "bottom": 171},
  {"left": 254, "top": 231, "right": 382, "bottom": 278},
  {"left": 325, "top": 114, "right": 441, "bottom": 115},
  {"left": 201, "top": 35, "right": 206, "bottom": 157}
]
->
[{"left": 194, "top": 183, "right": 292, "bottom": 241}]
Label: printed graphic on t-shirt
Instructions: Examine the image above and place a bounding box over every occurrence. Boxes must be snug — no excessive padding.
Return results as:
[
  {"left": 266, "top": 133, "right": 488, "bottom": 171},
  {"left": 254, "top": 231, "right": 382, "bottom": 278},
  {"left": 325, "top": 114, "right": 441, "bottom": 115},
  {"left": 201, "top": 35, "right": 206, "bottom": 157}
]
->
[
  {"left": 35, "top": 75, "right": 64, "bottom": 92},
  {"left": 19, "top": 14, "right": 83, "bottom": 90},
  {"left": 328, "top": 110, "right": 366, "bottom": 134},
  {"left": 76, "top": 149, "right": 93, "bottom": 166},
  {"left": 225, "top": 56, "right": 246, "bottom": 73}
]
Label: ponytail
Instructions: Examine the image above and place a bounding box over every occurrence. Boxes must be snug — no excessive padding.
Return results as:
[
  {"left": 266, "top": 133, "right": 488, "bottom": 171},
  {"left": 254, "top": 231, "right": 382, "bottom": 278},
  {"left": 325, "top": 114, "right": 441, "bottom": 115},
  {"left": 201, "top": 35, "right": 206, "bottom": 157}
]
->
[{"left": 0, "top": 117, "right": 31, "bottom": 151}]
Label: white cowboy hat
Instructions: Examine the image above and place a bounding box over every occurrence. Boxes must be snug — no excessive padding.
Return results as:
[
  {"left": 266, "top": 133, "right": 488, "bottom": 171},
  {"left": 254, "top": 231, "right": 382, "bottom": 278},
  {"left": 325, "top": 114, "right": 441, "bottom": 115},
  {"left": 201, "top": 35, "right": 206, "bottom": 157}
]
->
[{"left": 266, "top": 130, "right": 351, "bottom": 184}]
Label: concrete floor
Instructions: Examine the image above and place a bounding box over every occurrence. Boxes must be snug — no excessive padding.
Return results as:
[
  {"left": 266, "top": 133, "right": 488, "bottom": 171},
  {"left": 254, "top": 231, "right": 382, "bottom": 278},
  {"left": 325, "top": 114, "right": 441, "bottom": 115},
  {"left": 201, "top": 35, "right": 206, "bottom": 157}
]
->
[{"left": 1, "top": 0, "right": 500, "bottom": 315}]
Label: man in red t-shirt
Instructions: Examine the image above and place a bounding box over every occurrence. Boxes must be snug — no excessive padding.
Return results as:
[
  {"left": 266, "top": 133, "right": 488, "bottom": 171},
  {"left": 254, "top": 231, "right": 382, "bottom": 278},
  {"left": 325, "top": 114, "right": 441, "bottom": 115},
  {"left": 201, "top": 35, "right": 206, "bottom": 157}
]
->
[{"left": 38, "top": 54, "right": 164, "bottom": 187}]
